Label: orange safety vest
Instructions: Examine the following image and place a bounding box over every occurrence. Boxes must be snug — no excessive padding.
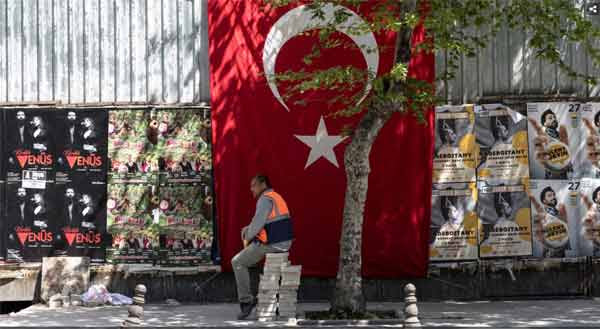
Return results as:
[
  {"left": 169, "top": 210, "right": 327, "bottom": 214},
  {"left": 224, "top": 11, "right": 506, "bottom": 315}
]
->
[{"left": 256, "top": 191, "right": 294, "bottom": 244}]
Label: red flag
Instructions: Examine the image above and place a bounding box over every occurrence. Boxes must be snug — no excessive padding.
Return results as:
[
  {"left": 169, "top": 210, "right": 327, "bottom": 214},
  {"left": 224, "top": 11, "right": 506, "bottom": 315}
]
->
[{"left": 208, "top": 1, "right": 434, "bottom": 277}]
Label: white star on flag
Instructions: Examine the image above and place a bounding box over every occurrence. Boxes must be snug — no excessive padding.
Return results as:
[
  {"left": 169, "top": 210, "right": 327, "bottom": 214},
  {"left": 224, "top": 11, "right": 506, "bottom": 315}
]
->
[{"left": 295, "top": 116, "right": 347, "bottom": 169}]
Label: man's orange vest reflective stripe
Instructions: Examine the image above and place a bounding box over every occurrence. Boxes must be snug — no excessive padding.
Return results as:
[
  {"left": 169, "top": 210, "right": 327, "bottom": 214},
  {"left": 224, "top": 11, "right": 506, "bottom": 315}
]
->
[{"left": 256, "top": 191, "right": 294, "bottom": 244}]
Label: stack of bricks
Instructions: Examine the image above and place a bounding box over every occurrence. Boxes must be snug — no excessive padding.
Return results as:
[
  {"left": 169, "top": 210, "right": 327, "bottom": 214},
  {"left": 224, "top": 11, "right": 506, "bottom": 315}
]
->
[
  {"left": 256, "top": 253, "right": 287, "bottom": 321},
  {"left": 256, "top": 253, "right": 302, "bottom": 321},
  {"left": 277, "top": 264, "right": 302, "bottom": 320}
]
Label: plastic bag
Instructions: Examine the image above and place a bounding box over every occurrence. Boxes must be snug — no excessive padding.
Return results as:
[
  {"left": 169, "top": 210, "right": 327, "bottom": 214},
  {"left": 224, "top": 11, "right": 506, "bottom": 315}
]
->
[
  {"left": 109, "top": 293, "right": 133, "bottom": 306},
  {"left": 81, "top": 284, "right": 112, "bottom": 306}
]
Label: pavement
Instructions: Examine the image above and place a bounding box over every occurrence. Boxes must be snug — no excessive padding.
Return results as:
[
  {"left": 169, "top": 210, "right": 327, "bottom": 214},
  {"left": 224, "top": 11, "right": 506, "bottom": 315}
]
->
[{"left": 3, "top": 299, "right": 600, "bottom": 327}]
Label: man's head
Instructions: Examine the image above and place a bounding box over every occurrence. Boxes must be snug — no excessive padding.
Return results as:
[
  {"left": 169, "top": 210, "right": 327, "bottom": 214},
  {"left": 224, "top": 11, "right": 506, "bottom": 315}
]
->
[
  {"left": 594, "top": 111, "right": 600, "bottom": 128},
  {"left": 251, "top": 174, "right": 271, "bottom": 198},
  {"left": 65, "top": 188, "right": 75, "bottom": 199},
  {"left": 494, "top": 192, "right": 513, "bottom": 218},
  {"left": 593, "top": 186, "right": 600, "bottom": 205},
  {"left": 67, "top": 111, "right": 76, "bottom": 122},
  {"left": 17, "top": 188, "right": 26, "bottom": 198},
  {"left": 541, "top": 109, "right": 558, "bottom": 129},
  {"left": 438, "top": 119, "right": 457, "bottom": 144},
  {"left": 540, "top": 186, "right": 557, "bottom": 208},
  {"left": 492, "top": 116, "right": 510, "bottom": 141},
  {"left": 16, "top": 111, "right": 25, "bottom": 121}
]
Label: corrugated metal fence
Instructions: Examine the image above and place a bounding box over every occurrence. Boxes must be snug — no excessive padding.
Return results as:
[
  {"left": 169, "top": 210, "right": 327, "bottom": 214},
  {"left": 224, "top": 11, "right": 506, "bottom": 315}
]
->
[
  {"left": 437, "top": 2, "right": 600, "bottom": 104},
  {"left": 1, "top": 1, "right": 599, "bottom": 106},
  {"left": 0, "top": 0, "right": 210, "bottom": 105}
]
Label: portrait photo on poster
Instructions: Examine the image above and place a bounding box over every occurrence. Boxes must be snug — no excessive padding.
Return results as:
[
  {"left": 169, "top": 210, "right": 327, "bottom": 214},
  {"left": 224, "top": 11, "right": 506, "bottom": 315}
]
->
[
  {"left": 430, "top": 182, "right": 478, "bottom": 261},
  {"left": 477, "top": 183, "right": 532, "bottom": 258},
  {"left": 433, "top": 105, "right": 477, "bottom": 184},
  {"left": 528, "top": 179, "right": 580, "bottom": 258},
  {"left": 4, "top": 108, "right": 55, "bottom": 182},
  {"left": 5, "top": 181, "right": 58, "bottom": 262},
  {"left": 55, "top": 109, "right": 108, "bottom": 180},
  {"left": 527, "top": 103, "right": 581, "bottom": 180},
  {"left": 578, "top": 103, "right": 600, "bottom": 178},
  {"left": 577, "top": 178, "right": 600, "bottom": 256},
  {"left": 475, "top": 104, "right": 529, "bottom": 182}
]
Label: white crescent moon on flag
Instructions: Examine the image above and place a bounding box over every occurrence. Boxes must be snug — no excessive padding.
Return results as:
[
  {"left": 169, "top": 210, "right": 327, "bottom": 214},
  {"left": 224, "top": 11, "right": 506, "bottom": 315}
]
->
[{"left": 263, "top": 3, "right": 380, "bottom": 112}]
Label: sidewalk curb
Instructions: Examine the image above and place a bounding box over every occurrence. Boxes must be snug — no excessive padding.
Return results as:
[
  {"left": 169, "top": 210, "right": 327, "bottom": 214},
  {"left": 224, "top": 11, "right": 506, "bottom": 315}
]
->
[{"left": 296, "top": 319, "right": 404, "bottom": 326}]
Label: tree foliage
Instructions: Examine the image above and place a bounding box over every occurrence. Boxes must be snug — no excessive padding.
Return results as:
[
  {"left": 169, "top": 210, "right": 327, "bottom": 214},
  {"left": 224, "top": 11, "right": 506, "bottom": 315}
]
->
[{"left": 267, "top": 0, "right": 600, "bottom": 119}]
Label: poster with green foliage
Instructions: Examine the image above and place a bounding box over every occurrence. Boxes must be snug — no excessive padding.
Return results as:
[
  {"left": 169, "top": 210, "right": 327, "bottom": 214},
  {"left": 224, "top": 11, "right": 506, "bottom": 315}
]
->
[
  {"left": 153, "top": 108, "right": 212, "bottom": 184},
  {"left": 106, "top": 184, "right": 157, "bottom": 264},
  {"left": 158, "top": 184, "right": 213, "bottom": 265},
  {"left": 108, "top": 110, "right": 158, "bottom": 184}
]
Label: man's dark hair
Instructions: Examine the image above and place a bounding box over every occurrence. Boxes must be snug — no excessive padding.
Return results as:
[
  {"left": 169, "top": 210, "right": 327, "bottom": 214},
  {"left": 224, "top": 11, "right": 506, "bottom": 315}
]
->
[
  {"left": 540, "top": 186, "right": 555, "bottom": 203},
  {"left": 494, "top": 192, "right": 512, "bottom": 217},
  {"left": 593, "top": 186, "right": 600, "bottom": 204},
  {"left": 437, "top": 119, "right": 455, "bottom": 144},
  {"left": 541, "top": 109, "right": 555, "bottom": 126},
  {"left": 491, "top": 116, "right": 510, "bottom": 140},
  {"left": 253, "top": 174, "right": 271, "bottom": 188},
  {"left": 440, "top": 195, "right": 456, "bottom": 222},
  {"left": 594, "top": 111, "right": 600, "bottom": 128}
]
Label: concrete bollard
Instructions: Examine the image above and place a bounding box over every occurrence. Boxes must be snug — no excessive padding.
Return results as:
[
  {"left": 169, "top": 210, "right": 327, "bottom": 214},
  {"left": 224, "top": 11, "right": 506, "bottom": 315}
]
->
[
  {"left": 402, "top": 283, "right": 421, "bottom": 328},
  {"left": 122, "top": 284, "right": 147, "bottom": 327}
]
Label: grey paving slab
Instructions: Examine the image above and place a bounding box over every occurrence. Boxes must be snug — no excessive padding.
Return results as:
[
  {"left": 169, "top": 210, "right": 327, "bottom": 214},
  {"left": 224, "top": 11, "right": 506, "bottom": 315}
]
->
[{"left": 1, "top": 299, "right": 600, "bottom": 327}]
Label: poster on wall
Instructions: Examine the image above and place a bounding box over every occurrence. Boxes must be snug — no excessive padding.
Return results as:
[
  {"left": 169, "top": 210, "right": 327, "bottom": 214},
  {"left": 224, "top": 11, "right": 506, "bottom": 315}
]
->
[
  {"left": 106, "top": 184, "right": 155, "bottom": 263},
  {"left": 55, "top": 109, "right": 108, "bottom": 182},
  {"left": 577, "top": 103, "right": 600, "bottom": 178},
  {"left": 4, "top": 108, "right": 55, "bottom": 184},
  {"left": 528, "top": 180, "right": 579, "bottom": 258},
  {"left": 429, "top": 182, "right": 478, "bottom": 261},
  {"left": 54, "top": 177, "right": 107, "bottom": 263},
  {"left": 478, "top": 184, "right": 532, "bottom": 258},
  {"left": 0, "top": 183, "right": 5, "bottom": 263},
  {"left": 577, "top": 179, "right": 600, "bottom": 256},
  {"left": 433, "top": 105, "right": 478, "bottom": 183},
  {"left": 527, "top": 103, "right": 580, "bottom": 179},
  {"left": 5, "top": 181, "right": 58, "bottom": 262},
  {"left": 108, "top": 109, "right": 157, "bottom": 184},
  {"left": 153, "top": 109, "right": 212, "bottom": 184},
  {"left": 157, "top": 184, "right": 213, "bottom": 265},
  {"left": 475, "top": 104, "right": 529, "bottom": 183}
]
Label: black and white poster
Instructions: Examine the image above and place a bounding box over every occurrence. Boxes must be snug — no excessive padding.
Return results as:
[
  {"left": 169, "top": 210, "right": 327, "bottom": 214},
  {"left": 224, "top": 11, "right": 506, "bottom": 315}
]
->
[
  {"left": 433, "top": 105, "right": 478, "bottom": 183},
  {"left": 5, "top": 181, "right": 58, "bottom": 262},
  {"left": 430, "top": 182, "right": 478, "bottom": 261},
  {"left": 5, "top": 108, "right": 55, "bottom": 184},
  {"left": 55, "top": 108, "right": 108, "bottom": 182},
  {"left": 478, "top": 184, "right": 533, "bottom": 258},
  {"left": 475, "top": 104, "right": 529, "bottom": 183},
  {"left": 54, "top": 176, "right": 107, "bottom": 263},
  {"left": 529, "top": 180, "right": 579, "bottom": 258}
]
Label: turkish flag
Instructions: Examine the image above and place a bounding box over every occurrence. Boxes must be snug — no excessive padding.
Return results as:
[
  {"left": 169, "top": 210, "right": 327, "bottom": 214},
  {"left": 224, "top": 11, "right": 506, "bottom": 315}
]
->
[{"left": 208, "top": 1, "right": 434, "bottom": 277}]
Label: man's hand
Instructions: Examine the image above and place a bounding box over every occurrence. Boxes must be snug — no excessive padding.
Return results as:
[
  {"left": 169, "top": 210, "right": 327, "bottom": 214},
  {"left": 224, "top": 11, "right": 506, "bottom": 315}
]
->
[
  {"left": 528, "top": 118, "right": 570, "bottom": 168},
  {"left": 581, "top": 193, "right": 598, "bottom": 241},
  {"left": 529, "top": 195, "right": 546, "bottom": 243},
  {"left": 584, "top": 118, "right": 600, "bottom": 165}
]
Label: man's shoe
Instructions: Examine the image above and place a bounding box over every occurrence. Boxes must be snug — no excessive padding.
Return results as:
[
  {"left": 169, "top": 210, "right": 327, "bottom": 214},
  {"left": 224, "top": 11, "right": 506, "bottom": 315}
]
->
[{"left": 237, "top": 300, "right": 257, "bottom": 320}]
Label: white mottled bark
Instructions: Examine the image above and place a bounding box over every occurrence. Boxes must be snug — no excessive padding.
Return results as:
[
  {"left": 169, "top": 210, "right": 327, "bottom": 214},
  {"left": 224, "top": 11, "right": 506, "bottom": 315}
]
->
[{"left": 331, "top": 108, "right": 391, "bottom": 314}]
